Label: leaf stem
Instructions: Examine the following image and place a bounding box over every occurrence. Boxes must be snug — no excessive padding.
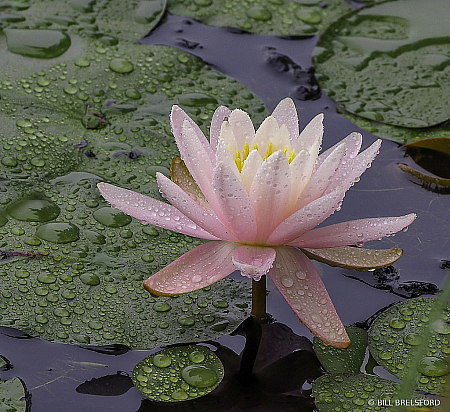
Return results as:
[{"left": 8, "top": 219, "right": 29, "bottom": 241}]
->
[{"left": 251, "top": 275, "right": 267, "bottom": 321}]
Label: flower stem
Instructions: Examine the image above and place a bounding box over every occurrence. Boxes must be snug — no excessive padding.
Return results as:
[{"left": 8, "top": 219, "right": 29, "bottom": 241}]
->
[{"left": 251, "top": 275, "right": 267, "bottom": 321}]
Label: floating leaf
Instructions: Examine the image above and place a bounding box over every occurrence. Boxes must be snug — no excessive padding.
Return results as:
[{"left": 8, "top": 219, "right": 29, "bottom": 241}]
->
[
  {"left": 313, "top": 373, "right": 439, "bottom": 412},
  {"left": 398, "top": 163, "right": 450, "bottom": 194},
  {"left": 313, "top": 0, "right": 450, "bottom": 128},
  {"left": 166, "top": 0, "right": 353, "bottom": 36},
  {"left": 314, "top": 327, "right": 367, "bottom": 374},
  {"left": 302, "top": 246, "right": 403, "bottom": 271},
  {"left": 0, "top": 377, "right": 27, "bottom": 412},
  {"left": 369, "top": 297, "right": 450, "bottom": 395},
  {"left": 0, "top": 0, "right": 268, "bottom": 349},
  {"left": 133, "top": 345, "right": 224, "bottom": 402},
  {"left": 341, "top": 110, "right": 450, "bottom": 145}
]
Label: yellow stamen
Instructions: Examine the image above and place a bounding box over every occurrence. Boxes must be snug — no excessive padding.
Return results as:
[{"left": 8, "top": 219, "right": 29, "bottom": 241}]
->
[
  {"left": 235, "top": 149, "right": 243, "bottom": 172},
  {"left": 263, "top": 142, "right": 273, "bottom": 160},
  {"left": 282, "top": 147, "right": 288, "bottom": 155},
  {"left": 243, "top": 141, "right": 250, "bottom": 161},
  {"left": 288, "top": 148, "right": 295, "bottom": 164}
]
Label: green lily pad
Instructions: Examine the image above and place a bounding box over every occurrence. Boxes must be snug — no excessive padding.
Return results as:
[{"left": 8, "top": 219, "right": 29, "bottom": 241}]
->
[
  {"left": 313, "top": 0, "right": 450, "bottom": 128},
  {"left": 166, "top": 0, "right": 353, "bottom": 36},
  {"left": 133, "top": 345, "right": 224, "bottom": 402},
  {"left": 369, "top": 297, "right": 450, "bottom": 395},
  {"left": 0, "top": 0, "right": 269, "bottom": 349},
  {"left": 341, "top": 111, "right": 450, "bottom": 145},
  {"left": 314, "top": 327, "right": 368, "bottom": 374},
  {"left": 313, "top": 373, "right": 439, "bottom": 412},
  {"left": 0, "top": 377, "right": 27, "bottom": 412}
]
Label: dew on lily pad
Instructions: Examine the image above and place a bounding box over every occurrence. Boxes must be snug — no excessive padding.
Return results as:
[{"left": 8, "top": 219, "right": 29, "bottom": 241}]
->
[
  {"left": 133, "top": 345, "right": 223, "bottom": 402},
  {"left": 369, "top": 297, "right": 450, "bottom": 394},
  {"left": 7, "top": 197, "right": 60, "bottom": 222}
]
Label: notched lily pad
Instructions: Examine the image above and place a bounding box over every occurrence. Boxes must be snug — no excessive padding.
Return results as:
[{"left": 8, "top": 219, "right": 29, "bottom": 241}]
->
[
  {"left": 369, "top": 297, "right": 450, "bottom": 395},
  {"left": 314, "top": 326, "right": 367, "bottom": 374},
  {"left": 133, "top": 345, "right": 224, "bottom": 402},
  {"left": 313, "top": 0, "right": 450, "bottom": 128}
]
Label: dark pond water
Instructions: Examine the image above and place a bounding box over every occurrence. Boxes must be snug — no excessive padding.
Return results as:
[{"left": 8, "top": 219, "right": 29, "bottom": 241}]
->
[{"left": 1, "top": 12, "right": 449, "bottom": 412}]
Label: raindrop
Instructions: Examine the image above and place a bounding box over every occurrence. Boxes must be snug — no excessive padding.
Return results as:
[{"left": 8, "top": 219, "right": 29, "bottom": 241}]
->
[
  {"left": 389, "top": 318, "right": 406, "bottom": 329},
  {"left": 109, "top": 58, "right": 134, "bottom": 74},
  {"left": 153, "top": 302, "right": 171, "bottom": 312},
  {"left": 153, "top": 354, "right": 171, "bottom": 368},
  {"left": 4, "top": 29, "right": 71, "bottom": 58},
  {"left": 178, "top": 316, "right": 195, "bottom": 326},
  {"left": 36, "top": 222, "right": 79, "bottom": 243},
  {"left": 189, "top": 350, "right": 205, "bottom": 363},
  {"left": 7, "top": 197, "right": 60, "bottom": 222},
  {"left": 80, "top": 273, "right": 100, "bottom": 286},
  {"left": 93, "top": 207, "right": 132, "bottom": 227},
  {"left": 181, "top": 365, "right": 218, "bottom": 388},
  {"left": 417, "top": 357, "right": 450, "bottom": 377}
]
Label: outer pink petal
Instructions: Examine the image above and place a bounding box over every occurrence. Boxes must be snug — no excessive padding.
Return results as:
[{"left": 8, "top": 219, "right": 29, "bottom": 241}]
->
[
  {"left": 171, "top": 105, "right": 215, "bottom": 164},
  {"left": 97, "top": 182, "right": 219, "bottom": 240},
  {"left": 231, "top": 245, "right": 276, "bottom": 281},
  {"left": 266, "top": 188, "right": 346, "bottom": 245},
  {"left": 324, "top": 139, "right": 381, "bottom": 195},
  {"left": 212, "top": 162, "right": 258, "bottom": 242},
  {"left": 143, "top": 241, "right": 238, "bottom": 296},
  {"left": 229, "top": 109, "right": 256, "bottom": 150},
  {"left": 291, "top": 213, "right": 417, "bottom": 249},
  {"left": 271, "top": 97, "right": 299, "bottom": 144},
  {"left": 210, "top": 105, "right": 231, "bottom": 152},
  {"left": 156, "top": 173, "right": 239, "bottom": 241},
  {"left": 250, "top": 150, "right": 291, "bottom": 242},
  {"left": 269, "top": 246, "right": 350, "bottom": 348}
]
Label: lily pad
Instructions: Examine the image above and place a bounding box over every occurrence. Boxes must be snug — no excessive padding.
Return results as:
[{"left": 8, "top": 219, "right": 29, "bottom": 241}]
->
[
  {"left": 313, "top": 0, "right": 450, "bottom": 128},
  {"left": 166, "top": 0, "right": 353, "bottom": 36},
  {"left": 314, "top": 326, "right": 367, "bottom": 374},
  {"left": 133, "top": 345, "right": 224, "bottom": 402},
  {"left": 0, "top": 0, "right": 269, "bottom": 349},
  {"left": 369, "top": 297, "right": 450, "bottom": 395},
  {"left": 313, "top": 373, "right": 439, "bottom": 412},
  {"left": 341, "top": 110, "right": 450, "bottom": 145},
  {"left": 0, "top": 377, "right": 27, "bottom": 412}
]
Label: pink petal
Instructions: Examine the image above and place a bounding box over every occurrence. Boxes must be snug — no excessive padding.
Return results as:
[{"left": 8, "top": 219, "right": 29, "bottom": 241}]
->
[
  {"left": 97, "top": 182, "right": 219, "bottom": 240},
  {"left": 249, "top": 151, "right": 291, "bottom": 242},
  {"left": 171, "top": 105, "right": 215, "bottom": 164},
  {"left": 271, "top": 97, "right": 299, "bottom": 143},
  {"left": 212, "top": 162, "right": 258, "bottom": 242},
  {"left": 292, "top": 113, "right": 323, "bottom": 155},
  {"left": 294, "top": 142, "right": 346, "bottom": 211},
  {"left": 324, "top": 139, "right": 381, "bottom": 195},
  {"left": 269, "top": 246, "right": 350, "bottom": 348},
  {"left": 143, "top": 241, "right": 237, "bottom": 296},
  {"left": 317, "top": 132, "right": 362, "bottom": 168},
  {"left": 291, "top": 213, "right": 417, "bottom": 249},
  {"left": 267, "top": 188, "right": 346, "bottom": 245},
  {"left": 156, "top": 173, "right": 239, "bottom": 241},
  {"left": 210, "top": 105, "right": 231, "bottom": 152},
  {"left": 228, "top": 109, "right": 256, "bottom": 150},
  {"left": 231, "top": 245, "right": 276, "bottom": 281}
]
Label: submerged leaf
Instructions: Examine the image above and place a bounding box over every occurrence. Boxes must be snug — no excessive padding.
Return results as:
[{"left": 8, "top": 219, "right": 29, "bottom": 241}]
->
[
  {"left": 314, "top": 327, "right": 367, "bottom": 374},
  {"left": 302, "top": 246, "right": 403, "bottom": 271}
]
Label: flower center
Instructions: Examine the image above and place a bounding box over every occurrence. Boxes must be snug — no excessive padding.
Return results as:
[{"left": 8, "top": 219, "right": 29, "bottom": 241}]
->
[{"left": 234, "top": 141, "right": 295, "bottom": 172}]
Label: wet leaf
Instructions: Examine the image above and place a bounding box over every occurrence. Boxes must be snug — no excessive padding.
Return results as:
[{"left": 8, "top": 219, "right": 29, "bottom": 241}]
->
[
  {"left": 166, "top": 0, "right": 353, "bottom": 36},
  {"left": 313, "top": 0, "right": 450, "bottom": 128},
  {"left": 0, "top": 377, "right": 27, "bottom": 412},
  {"left": 302, "top": 246, "right": 403, "bottom": 271},
  {"left": 133, "top": 345, "right": 224, "bottom": 402},
  {"left": 341, "top": 110, "right": 450, "bottom": 145},
  {"left": 0, "top": 0, "right": 268, "bottom": 349},
  {"left": 369, "top": 297, "right": 450, "bottom": 395},
  {"left": 313, "top": 373, "right": 438, "bottom": 412},
  {"left": 398, "top": 163, "right": 450, "bottom": 194},
  {"left": 314, "top": 327, "right": 367, "bottom": 374}
]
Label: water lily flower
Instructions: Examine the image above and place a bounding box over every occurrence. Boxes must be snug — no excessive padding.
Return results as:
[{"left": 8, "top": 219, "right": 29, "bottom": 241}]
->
[{"left": 98, "top": 98, "right": 415, "bottom": 348}]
